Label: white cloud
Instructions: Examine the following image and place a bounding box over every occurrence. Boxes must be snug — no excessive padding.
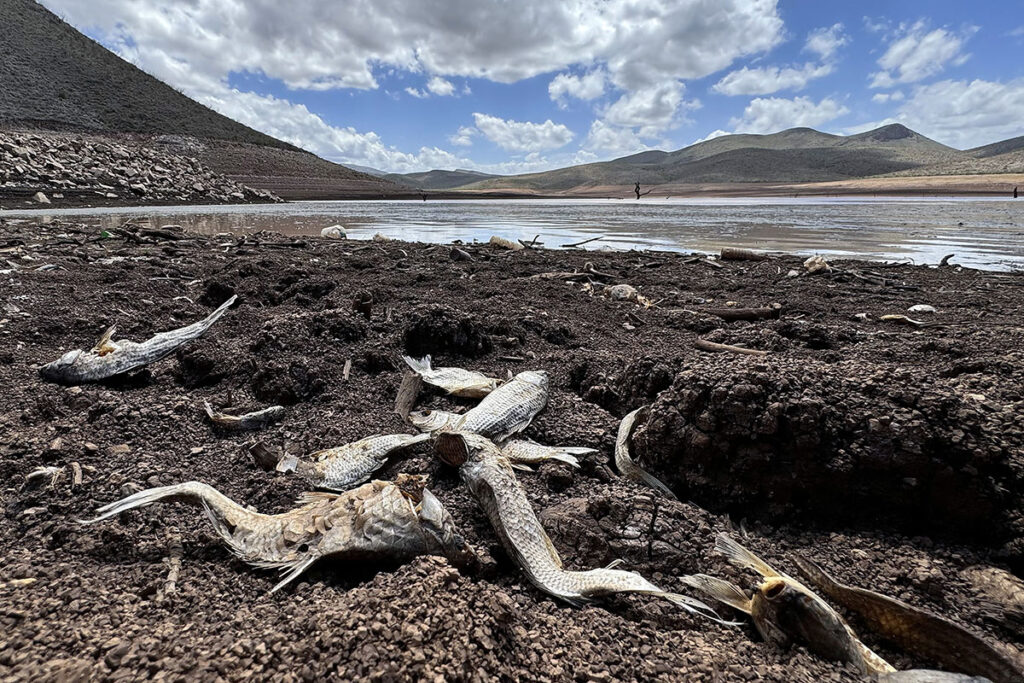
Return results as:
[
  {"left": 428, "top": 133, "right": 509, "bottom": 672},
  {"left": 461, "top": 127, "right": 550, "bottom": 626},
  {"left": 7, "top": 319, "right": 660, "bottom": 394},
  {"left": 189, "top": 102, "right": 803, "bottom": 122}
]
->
[
  {"left": 581, "top": 120, "right": 657, "bottom": 158},
  {"left": 472, "top": 113, "right": 574, "bottom": 152},
  {"left": 713, "top": 63, "right": 833, "bottom": 96},
  {"left": 874, "top": 79, "right": 1024, "bottom": 148},
  {"left": 43, "top": 0, "right": 784, "bottom": 94},
  {"left": 427, "top": 76, "right": 456, "bottom": 96},
  {"left": 603, "top": 82, "right": 693, "bottom": 137},
  {"left": 690, "top": 129, "right": 732, "bottom": 144},
  {"left": 804, "top": 23, "right": 848, "bottom": 59},
  {"left": 730, "top": 96, "right": 849, "bottom": 134},
  {"left": 871, "top": 90, "right": 904, "bottom": 103},
  {"left": 405, "top": 87, "right": 428, "bottom": 98},
  {"left": 548, "top": 69, "right": 607, "bottom": 106},
  {"left": 870, "top": 21, "right": 976, "bottom": 88},
  {"left": 449, "top": 126, "right": 477, "bottom": 146}
]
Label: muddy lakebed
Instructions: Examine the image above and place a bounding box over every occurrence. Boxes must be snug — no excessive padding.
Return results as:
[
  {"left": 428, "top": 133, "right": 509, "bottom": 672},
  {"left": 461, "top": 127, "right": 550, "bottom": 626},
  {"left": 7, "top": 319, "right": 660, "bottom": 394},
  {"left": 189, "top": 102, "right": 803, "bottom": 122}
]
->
[{"left": 1, "top": 218, "right": 1023, "bottom": 681}]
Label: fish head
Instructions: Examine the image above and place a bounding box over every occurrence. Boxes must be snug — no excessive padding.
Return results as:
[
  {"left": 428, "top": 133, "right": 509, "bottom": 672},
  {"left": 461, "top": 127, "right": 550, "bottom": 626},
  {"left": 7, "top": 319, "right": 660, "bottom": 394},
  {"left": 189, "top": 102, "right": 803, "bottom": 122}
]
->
[
  {"left": 409, "top": 409, "right": 455, "bottom": 432},
  {"left": 750, "top": 577, "right": 857, "bottom": 663},
  {"left": 415, "top": 487, "right": 477, "bottom": 570},
  {"left": 433, "top": 431, "right": 498, "bottom": 467},
  {"left": 38, "top": 349, "right": 85, "bottom": 382},
  {"left": 516, "top": 370, "right": 549, "bottom": 388}
]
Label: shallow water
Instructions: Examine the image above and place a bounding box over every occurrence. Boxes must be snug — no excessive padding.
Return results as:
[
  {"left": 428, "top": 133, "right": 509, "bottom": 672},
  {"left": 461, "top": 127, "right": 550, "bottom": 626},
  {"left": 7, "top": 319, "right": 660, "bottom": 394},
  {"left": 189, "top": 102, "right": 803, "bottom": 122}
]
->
[{"left": 4, "top": 196, "right": 1023, "bottom": 270}]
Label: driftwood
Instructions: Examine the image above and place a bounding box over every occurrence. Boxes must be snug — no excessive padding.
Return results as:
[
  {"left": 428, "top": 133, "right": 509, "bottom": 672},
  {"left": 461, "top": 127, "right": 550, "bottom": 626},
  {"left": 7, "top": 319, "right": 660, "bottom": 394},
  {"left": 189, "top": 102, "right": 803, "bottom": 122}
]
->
[
  {"left": 940, "top": 253, "right": 955, "bottom": 267},
  {"left": 518, "top": 235, "right": 542, "bottom": 249},
  {"left": 720, "top": 247, "right": 768, "bottom": 262},
  {"left": 694, "top": 338, "right": 768, "bottom": 356},
  {"left": 161, "top": 533, "right": 184, "bottom": 596},
  {"left": 703, "top": 303, "right": 782, "bottom": 322},
  {"left": 394, "top": 371, "right": 423, "bottom": 424},
  {"left": 562, "top": 235, "right": 605, "bottom": 249},
  {"left": 530, "top": 261, "right": 614, "bottom": 281}
]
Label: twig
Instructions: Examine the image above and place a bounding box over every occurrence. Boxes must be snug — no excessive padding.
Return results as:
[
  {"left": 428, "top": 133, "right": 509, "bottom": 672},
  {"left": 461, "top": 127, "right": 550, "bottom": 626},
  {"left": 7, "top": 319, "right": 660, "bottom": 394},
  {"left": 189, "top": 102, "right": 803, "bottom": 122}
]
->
[
  {"left": 394, "top": 372, "right": 422, "bottom": 424},
  {"left": 720, "top": 247, "right": 768, "bottom": 262},
  {"left": 694, "top": 338, "right": 768, "bottom": 356},
  {"left": 342, "top": 359, "right": 352, "bottom": 381},
  {"left": 562, "top": 235, "right": 605, "bottom": 248},
  {"left": 161, "top": 533, "right": 184, "bottom": 597},
  {"left": 699, "top": 258, "right": 724, "bottom": 270},
  {"left": 498, "top": 355, "right": 526, "bottom": 362},
  {"left": 703, "top": 304, "right": 782, "bottom": 322},
  {"left": 940, "top": 253, "right": 955, "bottom": 267}
]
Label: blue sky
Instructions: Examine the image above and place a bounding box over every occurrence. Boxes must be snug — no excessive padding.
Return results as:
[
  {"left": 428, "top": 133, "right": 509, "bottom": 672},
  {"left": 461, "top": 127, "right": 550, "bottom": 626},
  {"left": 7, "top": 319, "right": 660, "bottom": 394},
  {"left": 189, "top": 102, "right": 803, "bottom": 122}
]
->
[{"left": 44, "top": 0, "right": 1024, "bottom": 174}]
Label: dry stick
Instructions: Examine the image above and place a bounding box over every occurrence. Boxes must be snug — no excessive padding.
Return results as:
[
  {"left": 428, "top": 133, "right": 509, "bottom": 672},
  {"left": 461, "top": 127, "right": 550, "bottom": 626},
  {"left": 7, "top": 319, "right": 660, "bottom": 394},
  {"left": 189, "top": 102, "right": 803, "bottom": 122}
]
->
[
  {"left": 70, "top": 462, "right": 83, "bottom": 488},
  {"left": 342, "top": 359, "right": 352, "bottom": 381},
  {"left": 699, "top": 258, "right": 724, "bottom": 270},
  {"left": 394, "top": 371, "right": 423, "bottom": 425},
  {"left": 940, "top": 253, "right": 955, "bottom": 267},
  {"left": 161, "top": 534, "right": 184, "bottom": 596},
  {"left": 704, "top": 304, "right": 782, "bottom": 322},
  {"left": 720, "top": 247, "right": 768, "bottom": 262},
  {"left": 694, "top": 338, "right": 769, "bottom": 356},
  {"left": 562, "top": 235, "right": 606, "bottom": 248}
]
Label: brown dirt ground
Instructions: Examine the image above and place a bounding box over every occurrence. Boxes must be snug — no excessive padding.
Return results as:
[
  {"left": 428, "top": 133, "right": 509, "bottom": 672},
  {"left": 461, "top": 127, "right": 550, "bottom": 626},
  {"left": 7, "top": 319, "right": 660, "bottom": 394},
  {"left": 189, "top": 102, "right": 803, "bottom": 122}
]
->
[{"left": 1, "top": 220, "right": 1022, "bottom": 681}]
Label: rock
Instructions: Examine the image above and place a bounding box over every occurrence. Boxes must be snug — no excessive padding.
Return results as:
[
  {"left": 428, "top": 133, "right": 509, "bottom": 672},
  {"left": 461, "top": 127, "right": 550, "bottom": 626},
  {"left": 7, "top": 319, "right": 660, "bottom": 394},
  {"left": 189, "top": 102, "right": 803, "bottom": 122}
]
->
[
  {"left": 32, "top": 191, "right": 50, "bottom": 204},
  {"left": 803, "top": 255, "right": 831, "bottom": 274},
  {"left": 908, "top": 304, "right": 937, "bottom": 314}
]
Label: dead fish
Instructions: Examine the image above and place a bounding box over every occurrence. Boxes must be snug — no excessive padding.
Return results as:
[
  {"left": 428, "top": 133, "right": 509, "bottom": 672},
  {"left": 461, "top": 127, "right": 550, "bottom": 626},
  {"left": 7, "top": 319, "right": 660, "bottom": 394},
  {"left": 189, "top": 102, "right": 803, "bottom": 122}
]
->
[
  {"left": 615, "top": 407, "right": 677, "bottom": 499},
  {"left": 433, "top": 430, "right": 723, "bottom": 620},
  {"left": 277, "top": 433, "right": 429, "bottom": 491},
  {"left": 453, "top": 370, "right": 548, "bottom": 441},
  {"left": 40, "top": 295, "right": 237, "bottom": 383},
  {"left": 795, "top": 555, "right": 1024, "bottom": 683},
  {"left": 961, "top": 565, "right": 1024, "bottom": 628},
  {"left": 499, "top": 439, "right": 592, "bottom": 468},
  {"left": 402, "top": 355, "right": 500, "bottom": 398},
  {"left": 881, "top": 314, "right": 932, "bottom": 328},
  {"left": 81, "top": 474, "right": 474, "bottom": 593},
  {"left": 203, "top": 400, "right": 284, "bottom": 431},
  {"left": 683, "top": 534, "right": 894, "bottom": 675},
  {"left": 877, "top": 672, "right": 992, "bottom": 682},
  {"left": 409, "top": 409, "right": 462, "bottom": 433}
]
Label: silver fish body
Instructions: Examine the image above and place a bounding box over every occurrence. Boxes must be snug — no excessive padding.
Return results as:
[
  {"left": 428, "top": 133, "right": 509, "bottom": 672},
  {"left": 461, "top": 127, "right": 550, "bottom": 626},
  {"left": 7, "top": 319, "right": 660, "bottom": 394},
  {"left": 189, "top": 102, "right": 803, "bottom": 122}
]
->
[
  {"left": 402, "top": 355, "right": 500, "bottom": 398},
  {"left": 41, "top": 296, "right": 237, "bottom": 384},
  {"left": 81, "top": 474, "right": 474, "bottom": 592},
  {"left": 277, "top": 433, "right": 429, "bottom": 491},
  {"left": 409, "top": 409, "right": 462, "bottom": 433},
  {"left": 499, "top": 439, "right": 591, "bottom": 468},
  {"left": 454, "top": 370, "right": 548, "bottom": 441},
  {"left": 434, "top": 431, "right": 717, "bottom": 618},
  {"left": 204, "top": 400, "right": 284, "bottom": 431},
  {"left": 615, "top": 407, "right": 677, "bottom": 499}
]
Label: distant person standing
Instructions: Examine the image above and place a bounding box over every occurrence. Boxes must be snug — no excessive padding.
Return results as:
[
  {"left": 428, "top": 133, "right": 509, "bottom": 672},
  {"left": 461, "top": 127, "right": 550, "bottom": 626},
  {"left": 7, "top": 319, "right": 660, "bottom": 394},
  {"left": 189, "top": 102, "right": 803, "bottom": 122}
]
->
[{"left": 1015, "top": 186, "right": 1018, "bottom": 198}]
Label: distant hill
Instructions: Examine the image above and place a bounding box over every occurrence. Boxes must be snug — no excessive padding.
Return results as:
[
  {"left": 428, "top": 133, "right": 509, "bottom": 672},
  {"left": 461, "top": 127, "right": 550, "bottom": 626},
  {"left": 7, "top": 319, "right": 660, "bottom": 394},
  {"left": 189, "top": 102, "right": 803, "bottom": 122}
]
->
[
  {"left": 384, "top": 168, "right": 501, "bottom": 190},
  {"left": 463, "top": 124, "right": 967, "bottom": 191},
  {"left": 0, "top": 0, "right": 401, "bottom": 199},
  {"left": 969, "top": 136, "right": 1024, "bottom": 159}
]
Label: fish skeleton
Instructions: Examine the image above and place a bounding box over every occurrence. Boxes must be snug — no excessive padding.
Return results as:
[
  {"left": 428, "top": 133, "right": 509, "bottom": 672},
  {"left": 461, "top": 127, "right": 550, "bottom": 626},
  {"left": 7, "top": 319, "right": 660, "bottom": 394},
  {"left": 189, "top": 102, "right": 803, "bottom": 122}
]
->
[
  {"left": 276, "top": 433, "right": 430, "bottom": 491},
  {"left": 683, "top": 533, "right": 894, "bottom": 675},
  {"left": 203, "top": 400, "right": 285, "bottom": 431},
  {"left": 794, "top": 555, "right": 1024, "bottom": 683},
  {"left": 402, "top": 355, "right": 501, "bottom": 398},
  {"left": 453, "top": 370, "right": 548, "bottom": 441},
  {"left": 40, "top": 296, "right": 237, "bottom": 384},
  {"left": 433, "top": 430, "right": 722, "bottom": 620},
  {"left": 409, "top": 409, "right": 462, "bottom": 433},
  {"left": 81, "top": 474, "right": 474, "bottom": 593},
  {"left": 499, "top": 439, "right": 592, "bottom": 468},
  {"left": 615, "top": 407, "right": 677, "bottom": 499}
]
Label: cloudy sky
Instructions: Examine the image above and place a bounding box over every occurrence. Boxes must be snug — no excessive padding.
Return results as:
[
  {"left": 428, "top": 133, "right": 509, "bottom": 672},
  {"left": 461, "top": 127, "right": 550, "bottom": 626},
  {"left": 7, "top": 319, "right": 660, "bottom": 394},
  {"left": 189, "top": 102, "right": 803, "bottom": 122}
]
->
[{"left": 42, "top": 0, "right": 1024, "bottom": 174}]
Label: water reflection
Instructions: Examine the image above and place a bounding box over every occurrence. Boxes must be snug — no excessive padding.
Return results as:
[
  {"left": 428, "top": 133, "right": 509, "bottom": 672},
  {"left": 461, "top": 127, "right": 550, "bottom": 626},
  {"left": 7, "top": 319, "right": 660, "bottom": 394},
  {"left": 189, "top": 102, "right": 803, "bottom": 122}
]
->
[{"left": 4, "top": 197, "right": 1022, "bottom": 271}]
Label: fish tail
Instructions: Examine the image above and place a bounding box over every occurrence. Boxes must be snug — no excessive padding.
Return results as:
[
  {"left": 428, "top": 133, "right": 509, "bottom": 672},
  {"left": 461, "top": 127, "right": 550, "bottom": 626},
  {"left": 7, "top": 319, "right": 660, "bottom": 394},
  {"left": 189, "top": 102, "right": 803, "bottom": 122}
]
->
[
  {"left": 681, "top": 574, "right": 753, "bottom": 614},
  {"left": 79, "top": 481, "right": 236, "bottom": 524},
  {"left": 634, "top": 467, "right": 678, "bottom": 500},
  {"left": 715, "top": 533, "right": 780, "bottom": 578},
  {"left": 402, "top": 354, "right": 432, "bottom": 375},
  {"left": 276, "top": 455, "right": 299, "bottom": 473},
  {"left": 197, "top": 295, "right": 237, "bottom": 331},
  {"left": 546, "top": 451, "right": 582, "bottom": 468}
]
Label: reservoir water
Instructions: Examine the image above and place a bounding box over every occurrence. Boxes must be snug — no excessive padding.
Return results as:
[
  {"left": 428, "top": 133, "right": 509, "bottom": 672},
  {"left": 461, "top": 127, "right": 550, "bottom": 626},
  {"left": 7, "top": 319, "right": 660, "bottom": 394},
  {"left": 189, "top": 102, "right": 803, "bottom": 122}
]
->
[{"left": 3, "top": 196, "right": 1022, "bottom": 271}]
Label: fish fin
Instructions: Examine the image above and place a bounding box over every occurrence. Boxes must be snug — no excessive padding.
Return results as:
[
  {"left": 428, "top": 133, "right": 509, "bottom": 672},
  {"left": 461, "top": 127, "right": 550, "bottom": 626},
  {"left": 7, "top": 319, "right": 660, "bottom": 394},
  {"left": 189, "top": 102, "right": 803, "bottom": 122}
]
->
[
  {"left": 294, "top": 491, "right": 340, "bottom": 506},
  {"left": 269, "top": 555, "right": 319, "bottom": 594},
  {"left": 651, "top": 590, "right": 743, "bottom": 626},
  {"left": 539, "top": 527, "right": 564, "bottom": 569},
  {"left": 510, "top": 463, "right": 535, "bottom": 473},
  {"left": 552, "top": 446, "right": 598, "bottom": 456},
  {"left": 604, "top": 559, "right": 625, "bottom": 570},
  {"left": 715, "top": 533, "right": 780, "bottom": 578},
  {"left": 79, "top": 482, "right": 207, "bottom": 523},
  {"left": 402, "top": 355, "right": 432, "bottom": 375},
  {"left": 631, "top": 467, "right": 678, "bottom": 500},
  {"left": 791, "top": 554, "right": 839, "bottom": 593},
  {"left": 92, "top": 326, "right": 118, "bottom": 354},
  {"left": 680, "top": 574, "right": 753, "bottom": 614},
  {"left": 276, "top": 455, "right": 299, "bottom": 473},
  {"left": 546, "top": 452, "right": 581, "bottom": 468}
]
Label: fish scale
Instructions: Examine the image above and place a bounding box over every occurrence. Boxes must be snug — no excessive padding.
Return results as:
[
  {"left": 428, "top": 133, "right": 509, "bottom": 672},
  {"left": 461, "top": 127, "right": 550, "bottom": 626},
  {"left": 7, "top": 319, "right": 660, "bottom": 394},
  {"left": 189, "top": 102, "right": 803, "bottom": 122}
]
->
[
  {"left": 454, "top": 370, "right": 548, "bottom": 441},
  {"left": 82, "top": 476, "right": 474, "bottom": 593},
  {"left": 281, "top": 433, "right": 430, "bottom": 491}
]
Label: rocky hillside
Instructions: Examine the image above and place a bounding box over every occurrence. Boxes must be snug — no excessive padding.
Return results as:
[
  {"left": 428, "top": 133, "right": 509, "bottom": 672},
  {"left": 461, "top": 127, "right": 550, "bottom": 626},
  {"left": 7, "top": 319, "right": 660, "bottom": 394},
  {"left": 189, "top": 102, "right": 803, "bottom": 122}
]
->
[
  {"left": 0, "top": 130, "right": 280, "bottom": 208},
  {"left": 0, "top": 0, "right": 401, "bottom": 201}
]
